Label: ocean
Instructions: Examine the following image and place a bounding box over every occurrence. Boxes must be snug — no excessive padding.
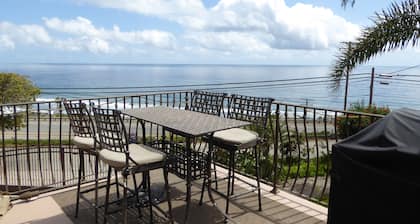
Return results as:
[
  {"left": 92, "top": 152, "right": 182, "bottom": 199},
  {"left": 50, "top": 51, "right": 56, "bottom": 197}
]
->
[{"left": 1, "top": 63, "right": 420, "bottom": 110}]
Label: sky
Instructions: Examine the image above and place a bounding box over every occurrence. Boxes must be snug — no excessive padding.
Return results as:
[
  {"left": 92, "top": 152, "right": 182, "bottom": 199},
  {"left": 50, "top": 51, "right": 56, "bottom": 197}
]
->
[{"left": 0, "top": 0, "right": 418, "bottom": 65}]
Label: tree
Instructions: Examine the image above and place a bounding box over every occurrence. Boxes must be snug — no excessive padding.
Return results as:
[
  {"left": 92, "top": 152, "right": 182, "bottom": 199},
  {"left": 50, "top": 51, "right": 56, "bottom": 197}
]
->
[
  {"left": 332, "top": 0, "right": 419, "bottom": 80},
  {"left": 0, "top": 73, "right": 40, "bottom": 104},
  {"left": 0, "top": 73, "right": 40, "bottom": 129}
]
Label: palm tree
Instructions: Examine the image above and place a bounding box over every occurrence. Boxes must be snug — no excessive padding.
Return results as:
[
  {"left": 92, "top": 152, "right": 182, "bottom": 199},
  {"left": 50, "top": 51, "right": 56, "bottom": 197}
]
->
[
  {"left": 341, "top": 0, "right": 355, "bottom": 8},
  {"left": 332, "top": 0, "right": 419, "bottom": 81}
]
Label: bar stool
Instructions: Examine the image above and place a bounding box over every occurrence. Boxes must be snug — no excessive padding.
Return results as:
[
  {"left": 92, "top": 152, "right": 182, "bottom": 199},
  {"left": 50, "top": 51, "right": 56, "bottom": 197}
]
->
[
  {"left": 199, "top": 94, "right": 274, "bottom": 216},
  {"left": 63, "top": 101, "right": 102, "bottom": 223},
  {"left": 92, "top": 107, "right": 173, "bottom": 224},
  {"left": 188, "top": 90, "right": 227, "bottom": 188}
]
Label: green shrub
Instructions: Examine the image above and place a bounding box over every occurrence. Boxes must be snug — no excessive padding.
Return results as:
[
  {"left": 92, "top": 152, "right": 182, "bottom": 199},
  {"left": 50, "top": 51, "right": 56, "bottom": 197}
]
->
[
  {"left": 337, "top": 102, "right": 390, "bottom": 139},
  {"left": 0, "top": 73, "right": 40, "bottom": 130}
]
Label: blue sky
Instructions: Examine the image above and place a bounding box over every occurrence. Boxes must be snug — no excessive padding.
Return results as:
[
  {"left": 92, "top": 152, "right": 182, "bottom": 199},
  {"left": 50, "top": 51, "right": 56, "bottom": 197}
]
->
[{"left": 0, "top": 0, "right": 417, "bottom": 65}]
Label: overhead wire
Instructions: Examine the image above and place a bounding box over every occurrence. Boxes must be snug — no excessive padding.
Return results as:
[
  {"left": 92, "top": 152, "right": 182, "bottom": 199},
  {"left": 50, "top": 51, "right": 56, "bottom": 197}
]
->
[
  {"left": 41, "top": 76, "right": 370, "bottom": 95},
  {"left": 39, "top": 69, "right": 420, "bottom": 109},
  {"left": 388, "top": 64, "right": 420, "bottom": 74},
  {"left": 40, "top": 73, "right": 370, "bottom": 90}
]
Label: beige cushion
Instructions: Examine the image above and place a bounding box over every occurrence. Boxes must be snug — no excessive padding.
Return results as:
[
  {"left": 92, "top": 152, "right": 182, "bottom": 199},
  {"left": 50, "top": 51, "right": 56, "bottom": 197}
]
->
[
  {"left": 72, "top": 136, "right": 96, "bottom": 151},
  {"left": 213, "top": 128, "right": 259, "bottom": 148},
  {"left": 99, "top": 144, "right": 165, "bottom": 169}
]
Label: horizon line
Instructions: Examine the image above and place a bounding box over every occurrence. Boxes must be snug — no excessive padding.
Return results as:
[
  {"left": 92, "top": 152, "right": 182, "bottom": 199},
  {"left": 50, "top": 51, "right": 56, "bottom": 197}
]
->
[{"left": 0, "top": 62, "right": 408, "bottom": 68}]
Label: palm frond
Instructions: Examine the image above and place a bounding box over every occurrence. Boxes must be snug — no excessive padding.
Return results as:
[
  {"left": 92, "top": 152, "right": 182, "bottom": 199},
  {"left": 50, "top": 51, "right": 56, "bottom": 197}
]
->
[
  {"left": 341, "top": 0, "right": 356, "bottom": 8},
  {"left": 332, "top": 0, "right": 420, "bottom": 83}
]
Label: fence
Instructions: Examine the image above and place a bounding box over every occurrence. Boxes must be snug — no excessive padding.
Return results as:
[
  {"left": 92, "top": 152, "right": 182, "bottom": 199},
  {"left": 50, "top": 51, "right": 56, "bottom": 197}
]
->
[{"left": 0, "top": 90, "right": 384, "bottom": 205}]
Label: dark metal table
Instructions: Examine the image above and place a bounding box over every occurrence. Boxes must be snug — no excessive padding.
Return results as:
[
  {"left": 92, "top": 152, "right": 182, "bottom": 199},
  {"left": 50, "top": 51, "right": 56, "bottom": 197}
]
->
[{"left": 121, "top": 107, "right": 250, "bottom": 223}]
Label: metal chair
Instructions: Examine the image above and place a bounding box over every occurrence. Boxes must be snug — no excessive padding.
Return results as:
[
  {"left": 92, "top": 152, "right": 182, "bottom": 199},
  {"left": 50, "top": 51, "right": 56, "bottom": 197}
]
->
[
  {"left": 92, "top": 107, "right": 173, "bottom": 224},
  {"left": 63, "top": 100, "right": 101, "bottom": 223},
  {"left": 188, "top": 90, "right": 227, "bottom": 186},
  {"left": 199, "top": 94, "right": 274, "bottom": 215},
  {"left": 189, "top": 90, "right": 227, "bottom": 116}
]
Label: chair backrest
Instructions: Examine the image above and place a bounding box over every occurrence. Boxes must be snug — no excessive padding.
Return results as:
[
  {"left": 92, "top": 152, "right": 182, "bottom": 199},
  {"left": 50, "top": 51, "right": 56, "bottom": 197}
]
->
[
  {"left": 92, "top": 107, "right": 128, "bottom": 154},
  {"left": 227, "top": 94, "right": 274, "bottom": 129},
  {"left": 189, "top": 90, "right": 227, "bottom": 116},
  {"left": 63, "top": 100, "right": 96, "bottom": 138}
]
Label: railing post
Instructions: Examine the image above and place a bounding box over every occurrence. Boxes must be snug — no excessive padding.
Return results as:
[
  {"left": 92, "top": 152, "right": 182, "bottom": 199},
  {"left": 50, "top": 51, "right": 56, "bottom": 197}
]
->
[
  {"left": 343, "top": 41, "right": 352, "bottom": 111},
  {"left": 271, "top": 104, "right": 280, "bottom": 193},
  {"left": 1, "top": 106, "right": 8, "bottom": 192},
  {"left": 58, "top": 100, "right": 66, "bottom": 186},
  {"left": 185, "top": 92, "right": 190, "bottom": 110},
  {"left": 369, "top": 67, "right": 375, "bottom": 107}
]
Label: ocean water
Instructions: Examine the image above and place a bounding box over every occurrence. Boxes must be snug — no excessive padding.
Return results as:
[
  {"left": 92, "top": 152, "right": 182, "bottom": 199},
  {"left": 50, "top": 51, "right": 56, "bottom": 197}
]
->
[{"left": 1, "top": 63, "right": 420, "bottom": 110}]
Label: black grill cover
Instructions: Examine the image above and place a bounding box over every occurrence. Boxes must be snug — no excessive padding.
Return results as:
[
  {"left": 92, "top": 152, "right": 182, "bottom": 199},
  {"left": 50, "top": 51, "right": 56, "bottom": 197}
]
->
[{"left": 328, "top": 108, "right": 420, "bottom": 224}]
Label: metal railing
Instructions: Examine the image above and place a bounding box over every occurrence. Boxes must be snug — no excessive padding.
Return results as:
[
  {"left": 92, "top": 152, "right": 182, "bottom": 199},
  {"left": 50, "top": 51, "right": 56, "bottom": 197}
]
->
[
  {"left": 269, "top": 102, "right": 384, "bottom": 204},
  {"left": 0, "top": 90, "right": 384, "bottom": 206},
  {"left": 0, "top": 91, "right": 191, "bottom": 194}
]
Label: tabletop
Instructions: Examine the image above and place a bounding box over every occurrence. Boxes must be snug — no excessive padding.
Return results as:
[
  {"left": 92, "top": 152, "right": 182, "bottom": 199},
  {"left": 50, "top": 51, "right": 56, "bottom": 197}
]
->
[{"left": 121, "top": 107, "right": 250, "bottom": 137}]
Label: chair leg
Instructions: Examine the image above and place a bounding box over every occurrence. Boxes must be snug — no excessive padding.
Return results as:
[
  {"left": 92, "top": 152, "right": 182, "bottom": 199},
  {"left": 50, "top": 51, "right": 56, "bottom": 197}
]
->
[
  {"left": 200, "top": 141, "right": 215, "bottom": 206},
  {"left": 213, "top": 151, "right": 218, "bottom": 191},
  {"left": 146, "top": 171, "right": 154, "bottom": 223},
  {"left": 199, "top": 151, "right": 210, "bottom": 205},
  {"left": 94, "top": 155, "right": 99, "bottom": 224},
  {"left": 225, "top": 151, "right": 235, "bottom": 216},
  {"left": 115, "top": 170, "right": 120, "bottom": 200},
  {"left": 231, "top": 153, "right": 235, "bottom": 196},
  {"left": 199, "top": 175, "right": 206, "bottom": 205},
  {"left": 81, "top": 152, "right": 86, "bottom": 181},
  {"left": 75, "top": 151, "right": 83, "bottom": 218},
  {"left": 254, "top": 146, "right": 262, "bottom": 211},
  {"left": 103, "top": 166, "right": 112, "bottom": 224},
  {"left": 132, "top": 173, "right": 143, "bottom": 218},
  {"left": 163, "top": 166, "right": 174, "bottom": 224},
  {"left": 122, "top": 172, "right": 129, "bottom": 224}
]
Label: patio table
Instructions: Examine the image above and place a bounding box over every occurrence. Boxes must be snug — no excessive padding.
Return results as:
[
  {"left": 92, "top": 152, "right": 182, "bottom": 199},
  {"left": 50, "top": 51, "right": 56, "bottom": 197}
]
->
[{"left": 121, "top": 106, "right": 250, "bottom": 223}]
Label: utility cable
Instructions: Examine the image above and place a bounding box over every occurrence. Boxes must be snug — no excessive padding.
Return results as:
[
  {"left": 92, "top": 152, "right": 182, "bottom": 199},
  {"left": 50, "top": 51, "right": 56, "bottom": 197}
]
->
[
  {"left": 40, "top": 73, "right": 370, "bottom": 90},
  {"left": 41, "top": 77, "right": 369, "bottom": 94},
  {"left": 388, "top": 64, "right": 420, "bottom": 74}
]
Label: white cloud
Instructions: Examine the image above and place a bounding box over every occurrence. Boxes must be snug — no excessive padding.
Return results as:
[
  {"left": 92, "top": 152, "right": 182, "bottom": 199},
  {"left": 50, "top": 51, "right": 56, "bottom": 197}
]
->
[
  {"left": 43, "top": 17, "right": 176, "bottom": 51},
  {"left": 0, "top": 17, "right": 177, "bottom": 54},
  {"left": 81, "top": 0, "right": 360, "bottom": 52},
  {"left": 0, "top": 21, "right": 52, "bottom": 49},
  {"left": 54, "top": 37, "right": 114, "bottom": 54},
  {"left": 44, "top": 17, "right": 100, "bottom": 36},
  {"left": 78, "top": 0, "right": 208, "bottom": 29},
  {"left": 0, "top": 0, "right": 366, "bottom": 63},
  {"left": 86, "top": 37, "right": 110, "bottom": 53},
  {"left": 110, "top": 26, "right": 175, "bottom": 49},
  {"left": 272, "top": 2, "right": 360, "bottom": 49},
  {"left": 0, "top": 35, "right": 15, "bottom": 49},
  {"left": 202, "top": 0, "right": 360, "bottom": 50},
  {"left": 185, "top": 31, "right": 270, "bottom": 53},
  {"left": 53, "top": 39, "right": 82, "bottom": 52}
]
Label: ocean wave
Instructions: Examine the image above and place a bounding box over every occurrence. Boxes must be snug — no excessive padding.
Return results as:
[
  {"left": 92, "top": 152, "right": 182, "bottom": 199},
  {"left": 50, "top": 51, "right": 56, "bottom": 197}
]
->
[{"left": 36, "top": 97, "right": 58, "bottom": 102}]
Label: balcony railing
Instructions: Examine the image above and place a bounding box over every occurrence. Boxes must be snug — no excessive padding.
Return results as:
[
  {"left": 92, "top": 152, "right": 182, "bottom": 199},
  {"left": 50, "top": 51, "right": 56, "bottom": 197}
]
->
[{"left": 0, "top": 90, "right": 384, "bottom": 206}]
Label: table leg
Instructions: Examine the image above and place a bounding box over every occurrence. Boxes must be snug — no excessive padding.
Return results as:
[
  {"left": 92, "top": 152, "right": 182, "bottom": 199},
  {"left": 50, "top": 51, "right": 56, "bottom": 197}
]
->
[
  {"left": 184, "top": 137, "right": 192, "bottom": 224},
  {"left": 207, "top": 140, "right": 215, "bottom": 204}
]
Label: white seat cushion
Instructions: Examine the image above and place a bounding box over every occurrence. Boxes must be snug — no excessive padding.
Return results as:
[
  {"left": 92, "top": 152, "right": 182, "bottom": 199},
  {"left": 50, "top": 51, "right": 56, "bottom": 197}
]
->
[
  {"left": 213, "top": 128, "right": 259, "bottom": 148},
  {"left": 72, "top": 136, "right": 96, "bottom": 151},
  {"left": 99, "top": 144, "right": 165, "bottom": 169}
]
